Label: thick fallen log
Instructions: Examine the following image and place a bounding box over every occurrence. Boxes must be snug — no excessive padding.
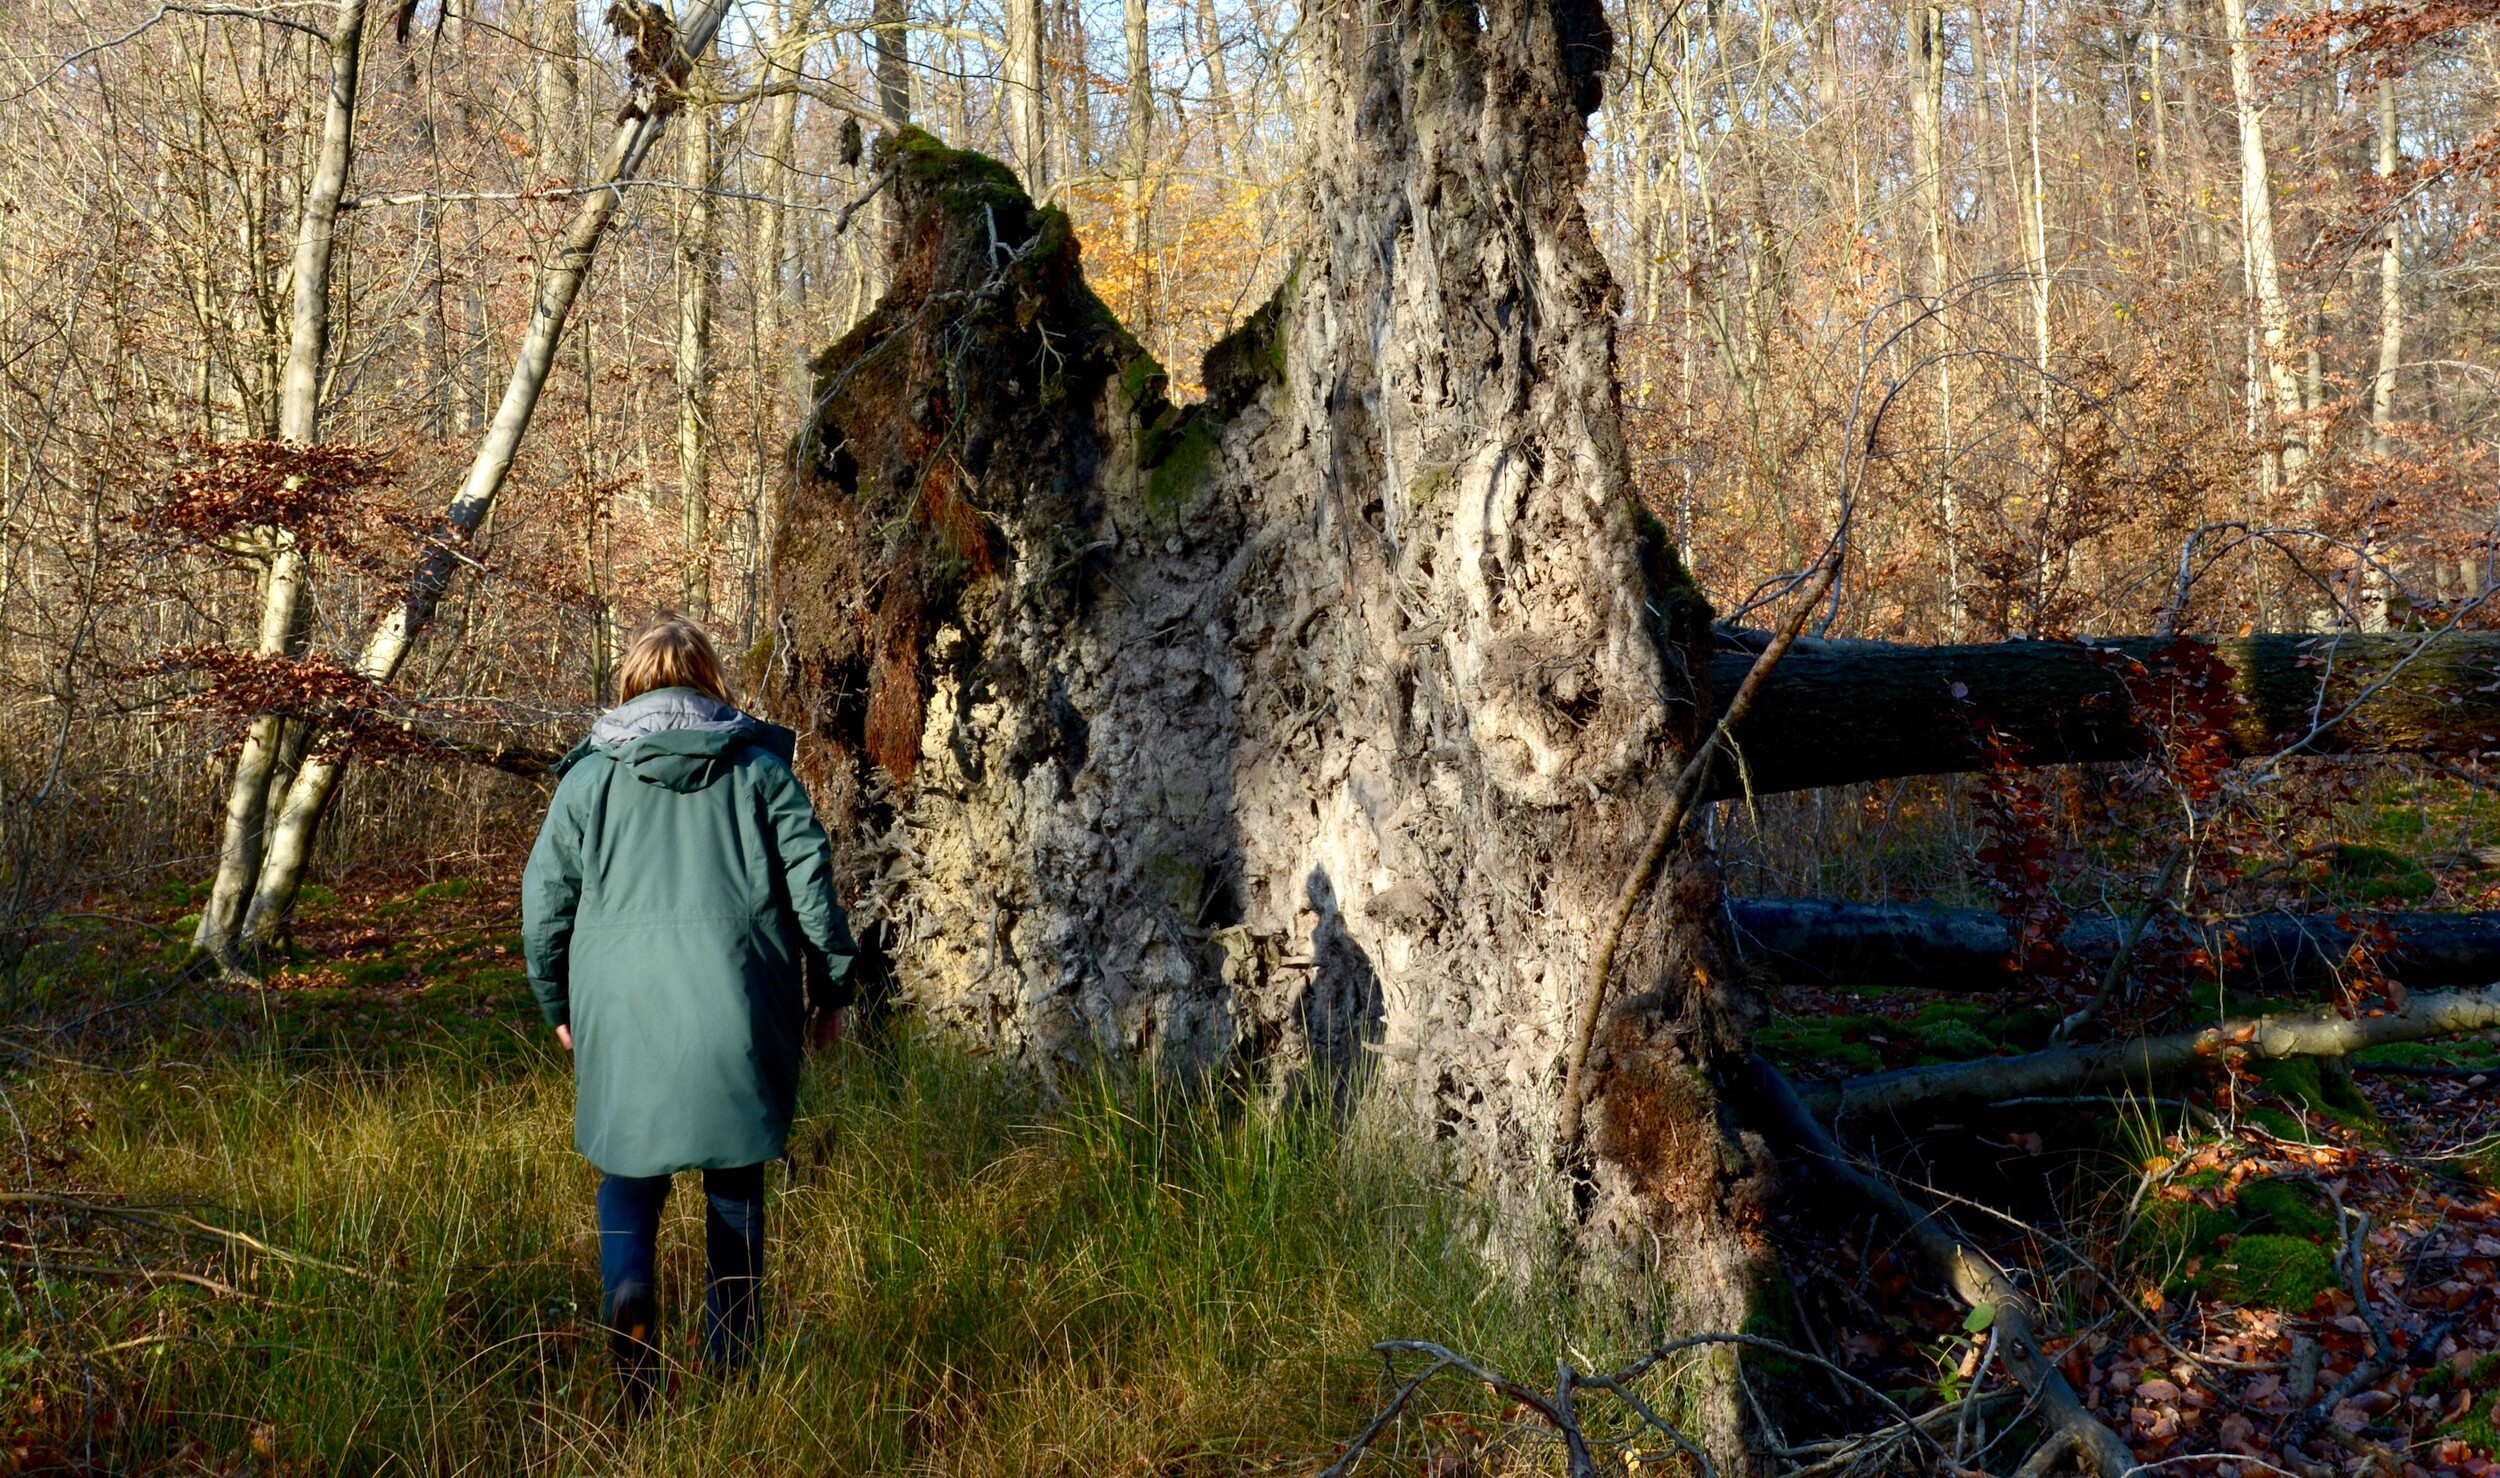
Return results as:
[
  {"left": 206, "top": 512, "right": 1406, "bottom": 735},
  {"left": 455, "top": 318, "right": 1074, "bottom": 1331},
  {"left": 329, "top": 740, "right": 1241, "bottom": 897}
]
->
[
  {"left": 1729, "top": 896, "right": 2500, "bottom": 994},
  {"left": 1754, "top": 1057, "right": 2137, "bottom": 1478},
  {"left": 1705, "top": 631, "right": 2500, "bottom": 802},
  {"left": 1795, "top": 981, "right": 2500, "bottom": 1121}
]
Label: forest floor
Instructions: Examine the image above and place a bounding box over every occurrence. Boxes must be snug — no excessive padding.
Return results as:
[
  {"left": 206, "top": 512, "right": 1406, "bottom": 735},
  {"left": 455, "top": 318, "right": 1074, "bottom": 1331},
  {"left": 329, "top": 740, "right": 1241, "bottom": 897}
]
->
[
  {"left": 4, "top": 813, "right": 2500, "bottom": 1476},
  {"left": 0, "top": 866, "right": 1639, "bottom": 1475}
]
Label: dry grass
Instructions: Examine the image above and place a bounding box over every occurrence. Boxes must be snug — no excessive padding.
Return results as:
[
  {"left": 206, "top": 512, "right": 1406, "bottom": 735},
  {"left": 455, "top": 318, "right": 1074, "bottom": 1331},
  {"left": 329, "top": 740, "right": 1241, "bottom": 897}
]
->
[{"left": 2, "top": 1023, "right": 1659, "bottom": 1475}]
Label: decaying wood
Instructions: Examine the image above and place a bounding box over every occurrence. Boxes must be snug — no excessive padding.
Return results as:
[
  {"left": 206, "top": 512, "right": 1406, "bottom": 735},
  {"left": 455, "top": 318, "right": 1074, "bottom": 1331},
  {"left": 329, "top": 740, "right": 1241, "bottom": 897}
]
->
[
  {"left": 770, "top": 0, "right": 1761, "bottom": 1442},
  {"left": 1704, "top": 630, "right": 2500, "bottom": 802},
  {"left": 1796, "top": 981, "right": 2500, "bottom": 1120},
  {"left": 1756, "top": 1057, "right": 2137, "bottom": 1478},
  {"left": 1729, "top": 896, "right": 2500, "bottom": 995}
]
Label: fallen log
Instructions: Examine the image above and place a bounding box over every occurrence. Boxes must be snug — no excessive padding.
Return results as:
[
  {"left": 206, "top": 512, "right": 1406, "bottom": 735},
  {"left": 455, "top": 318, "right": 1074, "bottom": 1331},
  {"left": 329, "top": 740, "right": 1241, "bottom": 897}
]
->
[
  {"left": 1794, "top": 981, "right": 2500, "bottom": 1121},
  {"left": 1729, "top": 896, "right": 2500, "bottom": 995},
  {"left": 1754, "top": 1056, "right": 2137, "bottom": 1478},
  {"left": 1705, "top": 631, "right": 2500, "bottom": 802}
]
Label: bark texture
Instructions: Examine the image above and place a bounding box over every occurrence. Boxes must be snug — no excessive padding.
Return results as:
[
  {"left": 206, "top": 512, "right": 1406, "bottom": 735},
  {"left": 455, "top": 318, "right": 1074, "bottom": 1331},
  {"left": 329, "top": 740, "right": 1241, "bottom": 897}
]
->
[{"left": 771, "top": 0, "right": 1764, "bottom": 1439}]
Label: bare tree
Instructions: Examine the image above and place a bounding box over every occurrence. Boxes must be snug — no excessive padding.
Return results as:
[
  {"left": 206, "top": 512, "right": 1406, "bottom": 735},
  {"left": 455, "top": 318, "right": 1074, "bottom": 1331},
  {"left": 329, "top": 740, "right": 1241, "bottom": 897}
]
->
[{"left": 193, "top": 0, "right": 370, "bottom": 975}]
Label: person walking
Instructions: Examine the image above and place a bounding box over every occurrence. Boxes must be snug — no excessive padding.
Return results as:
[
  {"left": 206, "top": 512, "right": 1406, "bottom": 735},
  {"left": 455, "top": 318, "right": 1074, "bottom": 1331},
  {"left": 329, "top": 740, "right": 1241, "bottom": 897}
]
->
[{"left": 522, "top": 615, "right": 854, "bottom": 1414}]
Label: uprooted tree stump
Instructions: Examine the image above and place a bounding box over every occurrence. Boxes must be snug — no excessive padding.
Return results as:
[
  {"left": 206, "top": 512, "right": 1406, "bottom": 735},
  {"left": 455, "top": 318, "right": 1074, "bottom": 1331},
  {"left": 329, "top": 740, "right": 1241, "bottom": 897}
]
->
[
  {"left": 770, "top": 10, "right": 1759, "bottom": 1449},
  {"left": 761, "top": 34, "right": 2493, "bottom": 1478}
]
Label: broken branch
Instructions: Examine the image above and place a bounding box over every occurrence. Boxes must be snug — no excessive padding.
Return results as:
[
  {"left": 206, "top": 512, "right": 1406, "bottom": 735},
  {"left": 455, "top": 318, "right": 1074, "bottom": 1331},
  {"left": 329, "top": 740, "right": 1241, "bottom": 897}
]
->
[
  {"left": 1754, "top": 1054, "right": 2139, "bottom": 1478},
  {"left": 1796, "top": 982, "right": 2500, "bottom": 1121}
]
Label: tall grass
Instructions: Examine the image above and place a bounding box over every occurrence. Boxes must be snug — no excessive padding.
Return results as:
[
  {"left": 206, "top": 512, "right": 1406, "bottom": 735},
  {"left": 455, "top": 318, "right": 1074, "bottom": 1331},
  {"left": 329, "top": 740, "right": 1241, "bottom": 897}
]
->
[{"left": 7, "top": 1031, "right": 1645, "bottom": 1474}]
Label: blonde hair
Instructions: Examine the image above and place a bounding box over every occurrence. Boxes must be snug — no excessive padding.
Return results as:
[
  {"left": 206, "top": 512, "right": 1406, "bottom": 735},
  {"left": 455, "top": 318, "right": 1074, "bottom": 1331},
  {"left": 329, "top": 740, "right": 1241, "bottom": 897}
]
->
[{"left": 617, "top": 615, "right": 732, "bottom": 704}]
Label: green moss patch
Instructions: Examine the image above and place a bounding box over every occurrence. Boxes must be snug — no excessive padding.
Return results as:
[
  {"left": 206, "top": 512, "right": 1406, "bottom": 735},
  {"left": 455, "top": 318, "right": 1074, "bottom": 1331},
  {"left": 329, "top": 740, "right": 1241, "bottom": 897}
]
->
[{"left": 2196, "top": 1233, "right": 2337, "bottom": 1311}]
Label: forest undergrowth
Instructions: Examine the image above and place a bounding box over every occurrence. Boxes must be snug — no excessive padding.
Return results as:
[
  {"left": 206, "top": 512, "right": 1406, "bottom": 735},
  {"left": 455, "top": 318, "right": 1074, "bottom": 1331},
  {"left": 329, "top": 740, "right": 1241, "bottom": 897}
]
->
[
  {"left": 6, "top": 758, "right": 2500, "bottom": 1477},
  {"left": 0, "top": 871, "right": 1672, "bottom": 1476}
]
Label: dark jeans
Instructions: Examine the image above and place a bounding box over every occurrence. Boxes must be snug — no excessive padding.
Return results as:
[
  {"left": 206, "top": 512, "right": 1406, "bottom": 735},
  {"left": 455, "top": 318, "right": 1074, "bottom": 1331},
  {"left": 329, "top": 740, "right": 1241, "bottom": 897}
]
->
[{"left": 595, "top": 1164, "right": 766, "bottom": 1370}]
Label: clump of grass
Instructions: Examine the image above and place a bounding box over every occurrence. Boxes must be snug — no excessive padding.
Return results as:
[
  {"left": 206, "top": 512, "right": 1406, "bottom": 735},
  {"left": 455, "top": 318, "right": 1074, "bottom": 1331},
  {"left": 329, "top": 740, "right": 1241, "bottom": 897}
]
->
[{"left": 3, "top": 1030, "right": 1647, "bottom": 1474}]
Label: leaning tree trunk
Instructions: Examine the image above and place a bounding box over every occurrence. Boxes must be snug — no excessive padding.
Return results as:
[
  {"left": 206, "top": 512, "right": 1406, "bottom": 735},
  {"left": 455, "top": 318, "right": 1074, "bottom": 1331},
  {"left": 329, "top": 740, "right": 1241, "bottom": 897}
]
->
[
  {"left": 235, "top": 0, "right": 739, "bottom": 948},
  {"left": 195, "top": 0, "right": 369, "bottom": 972},
  {"left": 770, "top": 0, "right": 1764, "bottom": 1439}
]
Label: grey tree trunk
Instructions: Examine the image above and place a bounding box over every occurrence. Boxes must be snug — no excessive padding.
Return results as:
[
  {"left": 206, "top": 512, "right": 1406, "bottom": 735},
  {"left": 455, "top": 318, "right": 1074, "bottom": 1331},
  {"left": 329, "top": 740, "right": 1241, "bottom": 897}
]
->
[
  {"left": 771, "top": 0, "right": 1762, "bottom": 1446},
  {"left": 2363, "top": 77, "right": 2404, "bottom": 631},
  {"left": 1729, "top": 895, "right": 2500, "bottom": 997},
  {"left": 1122, "top": 0, "right": 1151, "bottom": 266},
  {"left": 195, "top": 0, "right": 369, "bottom": 972},
  {"left": 1006, "top": 0, "right": 1047, "bottom": 190},
  {"left": 1702, "top": 630, "right": 2500, "bottom": 799},
  {"left": 872, "top": 0, "right": 911, "bottom": 125},
  {"left": 2220, "top": 0, "right": 2310, "bottom": 500}
]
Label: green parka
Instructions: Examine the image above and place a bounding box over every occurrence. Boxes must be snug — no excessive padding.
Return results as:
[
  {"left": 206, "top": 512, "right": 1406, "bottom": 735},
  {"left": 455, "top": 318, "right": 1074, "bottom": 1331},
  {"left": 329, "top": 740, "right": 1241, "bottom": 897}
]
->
[{"left": 523, "top": 687, "right": 854, "bottom": 1177}]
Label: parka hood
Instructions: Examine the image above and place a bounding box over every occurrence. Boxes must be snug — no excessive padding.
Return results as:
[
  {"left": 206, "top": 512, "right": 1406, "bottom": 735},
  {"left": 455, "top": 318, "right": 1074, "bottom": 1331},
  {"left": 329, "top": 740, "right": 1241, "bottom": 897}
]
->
[{"left": 556, "top": 687, "right": 797, "bottom": 792}]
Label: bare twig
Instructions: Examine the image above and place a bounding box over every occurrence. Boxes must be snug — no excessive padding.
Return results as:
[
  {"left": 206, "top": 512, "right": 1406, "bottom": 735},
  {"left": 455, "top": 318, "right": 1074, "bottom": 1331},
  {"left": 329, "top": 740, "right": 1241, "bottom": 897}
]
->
[{"left": 0, "top": 1255, "right": 253, "bottom": 1300}]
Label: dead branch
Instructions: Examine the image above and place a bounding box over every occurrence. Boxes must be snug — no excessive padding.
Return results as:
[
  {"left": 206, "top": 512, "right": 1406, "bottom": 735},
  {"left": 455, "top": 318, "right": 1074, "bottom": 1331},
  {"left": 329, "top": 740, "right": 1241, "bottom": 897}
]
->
[
  {"left": 1755, "top": 1055, "right": 2138, "bottom": 1478},
  {"left": 1, "top": 1255, "right": 252, "bottom": 1300},
  {"left": 0, "top": 1191, "right": 381, "bottom": 1279},
  {"left": 1320, "top": 1330, "right": 1931, "bottom": 1478},
  {"left": 1555, "top": 544, "right": 1846, "bottom": 1162},
  {"left": 1795, "top": 980, "right": 2500, "bottom": 1121}
]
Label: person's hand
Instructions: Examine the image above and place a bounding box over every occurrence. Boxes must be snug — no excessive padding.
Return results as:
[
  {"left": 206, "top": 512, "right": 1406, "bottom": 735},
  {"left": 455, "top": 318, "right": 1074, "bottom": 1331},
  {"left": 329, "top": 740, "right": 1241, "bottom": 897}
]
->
[
  {"left": 555, "top": 1024, "right": 573, "bottom": 1051},
  {"left": 808, "top": 1006, "right": 845, "bottom": 1053}
]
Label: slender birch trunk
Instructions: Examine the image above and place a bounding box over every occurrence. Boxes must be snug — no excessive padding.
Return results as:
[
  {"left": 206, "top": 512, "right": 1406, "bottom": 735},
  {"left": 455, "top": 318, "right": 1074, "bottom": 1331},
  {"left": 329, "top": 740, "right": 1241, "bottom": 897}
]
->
[
  {"left": 195, "top": 0, "right": 368, "bottom": 971},
  {"left": 2362, "top": 75, "right": 2404, "bottom": 630},
  {"left": 236, "top": 0, "right": 739, "bottom": 947},
  {"left": 675, "top": 46, "right": 717, "bottom": 621},
  {"left": 2220, "top": 0, "right": 2309, "bottom": 502}
]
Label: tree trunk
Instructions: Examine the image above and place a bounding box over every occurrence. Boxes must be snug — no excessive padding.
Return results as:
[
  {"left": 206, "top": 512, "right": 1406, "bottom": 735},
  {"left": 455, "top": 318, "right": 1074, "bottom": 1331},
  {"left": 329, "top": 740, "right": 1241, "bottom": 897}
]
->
[
  {"left": 872, "top": 0, "right": 911, "bottom": 125},
  {"left": 235, "top": 0, "right": 740, "bottom": 948},
  {"left": 1122, "top": 0, "right": 1153, "bottom": 305},
  {"left": 2363, "top": 76, "right": 2404, "bottom": 632},
  {"left": 194, "top": 0, "right": 368, "bottom": 972},
  {"left": 2219, "top": 0, "right": 2310, "bottom": 501},
  {"left": 772, "top": 0, "right": 1762, "bottom": 1431},
  {"left": 1797, "top": 981, "right": 2500, "bottom": 1121},
  {"left": 1909, "top": 0, "right": 1959, "bottom": 636},
  {"left": 1006, "top": 0, "right": 1047, "bottom": 190},
  {"left": 1729, "top": 895, "right": 2500, "bottom": 996},
  {"left": 753, "top": 0, "right": 806, "bottom": 605},
  {"left": 1194, "top": 0, "right": 1231, "bottom": 168},
  {"left": 676, "top": 49, "right": 717, "bottom": 621},
  {"left": 1702, "top": 630, "right": 2500, "bottom": 800}
]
